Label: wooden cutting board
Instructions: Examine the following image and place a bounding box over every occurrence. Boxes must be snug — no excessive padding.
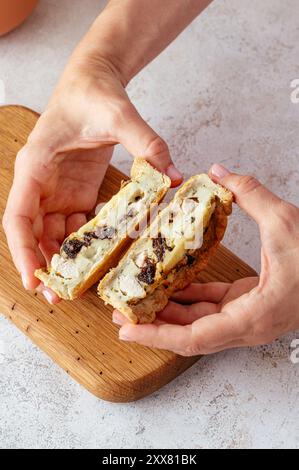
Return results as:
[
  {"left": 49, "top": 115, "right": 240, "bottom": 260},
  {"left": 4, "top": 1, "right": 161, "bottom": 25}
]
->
[{"left": 0, "top": 105, "right": 256, "bottom": 402}]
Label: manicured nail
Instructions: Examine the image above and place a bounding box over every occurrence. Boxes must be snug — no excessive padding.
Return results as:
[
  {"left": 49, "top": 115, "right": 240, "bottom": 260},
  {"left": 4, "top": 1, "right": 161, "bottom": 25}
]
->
[
  {"left": 21, "top": 273, "right": 30, "bottom": 290},
  {"left": 43, "top": 290, "right": 53, "bottom": 304},
  {"left": 166, "top": 164, "right": 183, "bottom": 182},
  {"left": 210, "top": 163, "right": 230, "bottom": 179}
]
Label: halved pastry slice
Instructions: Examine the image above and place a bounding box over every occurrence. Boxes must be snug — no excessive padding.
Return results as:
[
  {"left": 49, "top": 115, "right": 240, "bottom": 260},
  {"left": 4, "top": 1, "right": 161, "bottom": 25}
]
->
[
  {"left": 98, "top": 174, "right": 233, "bottom": 324},
  {"left": 35, "top": 159, "right": 171, "bottom": 300}
]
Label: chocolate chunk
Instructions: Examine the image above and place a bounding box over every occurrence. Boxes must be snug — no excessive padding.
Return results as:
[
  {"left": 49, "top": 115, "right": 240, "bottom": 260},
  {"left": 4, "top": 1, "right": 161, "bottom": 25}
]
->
[
  {"left": 152, "top": 233, "right": 173, "bottom": 262},
  {"left": 189, "top": 197, "right": 199, "bottom": 203},
  {"left": 83, "top": 231, "right": 98, "bottom": 245},
  {"left": 95, "top": 225, "right": 116, "bottom": 240},
  {"left": 168, "top": 212, "right": 175, "bottom": 224},
  {"left": 62, "top": 238, "right": 85, "bottom": 259},
  {"left": 137, "top": 258, "right": 156, "bottom": 285}
]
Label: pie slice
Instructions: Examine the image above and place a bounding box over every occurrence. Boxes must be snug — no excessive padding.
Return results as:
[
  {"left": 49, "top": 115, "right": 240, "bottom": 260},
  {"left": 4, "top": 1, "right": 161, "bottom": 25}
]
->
[
  {"left": 98, "top": 174, "right": 233, "bottom": 323},
  {"left": 35, "top": 158, "right": 171, "bottom": 299}
]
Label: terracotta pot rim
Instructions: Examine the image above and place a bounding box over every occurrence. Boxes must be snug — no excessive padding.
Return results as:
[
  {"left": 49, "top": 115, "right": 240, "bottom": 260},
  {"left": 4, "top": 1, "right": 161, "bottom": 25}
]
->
[{"left": 0, "top": 0, "right": 39, "bottom": 37}]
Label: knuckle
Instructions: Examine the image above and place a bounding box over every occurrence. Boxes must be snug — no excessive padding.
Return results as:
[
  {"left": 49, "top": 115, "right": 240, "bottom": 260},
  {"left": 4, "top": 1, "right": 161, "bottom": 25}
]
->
[
  {"left": 15, "top": 143, "right": 37, "bottom": 167},
  {"left": 145, "top": 135, "right": 169, "bottom": 159},
  {"left": 186, "top": 325, "right": 209, "bottom": 356},
  {"left": 179, "top": 346, "right": 199, "bottom": 357},
  {"left": 109, "top": 99, "right": 134, "bottom": 128},
  {"left": 264, "top": 201, "right": 299, "bottom": 254},
  {"left": 274, "top": 201, "right": 299, "bottom": 231},
  {"left": 233, "top": 174, "right": 261, "bottom": 195},
  {"left": 249, "top": 315, "right": 276, "bottom": 346}
]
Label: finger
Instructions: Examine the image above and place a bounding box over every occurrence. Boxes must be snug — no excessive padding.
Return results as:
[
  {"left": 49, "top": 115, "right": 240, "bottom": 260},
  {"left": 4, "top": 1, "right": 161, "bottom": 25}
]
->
[
  {"left": 66, "top": 213, "right": 87, "bottom": 236},
  {"left": 36, "top": 284, "right": 60, "bottom": 304},
  {"left": 171, "top": 282, "right": 231, "bottom": 304},
  {"left": 3, "top": 182, "right": 44, "bottom": 290},
  {"left": 113, "top": 298, "right": 217, "bottom": 328},
  {"left": 4, "top": 217, "right": 43, "bottom": 289},
  {"left": 116, "top": 102, "right": 182, "bottom": 187},
  {"left": 112, "top": 310, "right": 130, "bottom": 326},
  {"left": 209, "top": 164, "right": 282, "bottom": 227},
  {"left": 112, "top": 309, "right": 168, "bottom": 327},
  {"left": 157, "top": 301, "right": 218, "bottom": 325},
  {"left": 119, "top": 310, "right": 247, "bottom": 355},
  {"left": 39, "top": 213, "right": 66, "bottom": 264},
  {"left": 119, "top": 322, "right": 194, "bottom": 354}
]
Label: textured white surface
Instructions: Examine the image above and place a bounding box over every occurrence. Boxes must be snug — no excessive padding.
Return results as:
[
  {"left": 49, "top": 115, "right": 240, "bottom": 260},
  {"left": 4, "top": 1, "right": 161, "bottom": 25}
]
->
[{"left": 0, "top": 0, "right": 299, "bottom": 449}]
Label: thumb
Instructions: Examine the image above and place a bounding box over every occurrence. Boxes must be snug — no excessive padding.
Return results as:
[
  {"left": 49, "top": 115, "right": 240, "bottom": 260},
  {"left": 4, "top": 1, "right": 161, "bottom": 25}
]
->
[
  {"left": 116, "top": 103, "right": 182, "bottom": 187},
  {"left": 209, "top": 163, "right": 282, "bottom": 226}
]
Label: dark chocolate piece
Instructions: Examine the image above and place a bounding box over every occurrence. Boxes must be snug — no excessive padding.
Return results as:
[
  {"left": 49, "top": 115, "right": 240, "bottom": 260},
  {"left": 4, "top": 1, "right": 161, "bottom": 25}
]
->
[
  {"left": 168, "top": 212, "right": 175, "bottom": 224},
  {"left": 62, "top": 239, "right": 85, "bottom": 259},
  {"left": 83, "top": 231, "right": 98, "bottom": 245},
  {"left": 152, "top": 233, "right": 173, "bottom": 262}
]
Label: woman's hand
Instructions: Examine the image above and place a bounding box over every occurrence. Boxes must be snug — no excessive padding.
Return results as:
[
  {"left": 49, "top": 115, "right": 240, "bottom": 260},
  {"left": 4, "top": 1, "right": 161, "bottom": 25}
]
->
[
  {"left": 113, "top": 164, "right": 299, "bottom": 355},
  {"left": 3, "top": 58, "right": 182, "bottom": 303}
]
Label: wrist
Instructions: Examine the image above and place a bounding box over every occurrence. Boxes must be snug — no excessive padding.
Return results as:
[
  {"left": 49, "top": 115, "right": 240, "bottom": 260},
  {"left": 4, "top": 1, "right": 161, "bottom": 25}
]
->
[{"left": 75, "top": 51, "right": 129, "bottom": 88}]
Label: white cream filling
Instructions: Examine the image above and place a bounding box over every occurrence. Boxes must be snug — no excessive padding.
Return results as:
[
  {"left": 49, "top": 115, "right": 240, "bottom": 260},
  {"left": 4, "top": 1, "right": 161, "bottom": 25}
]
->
[
  {"left": 43, "top": 169, "right": 167, "bottom": 297},
  {"left": 103, "top": 182, "right": 217, "bottom": 305}
]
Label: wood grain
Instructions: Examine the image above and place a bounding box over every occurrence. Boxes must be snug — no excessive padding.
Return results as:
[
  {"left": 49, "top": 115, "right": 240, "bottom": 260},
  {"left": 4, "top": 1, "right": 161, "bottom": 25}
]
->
[{"left": 0, "top": 105, "right": 257, "bottom": 402}]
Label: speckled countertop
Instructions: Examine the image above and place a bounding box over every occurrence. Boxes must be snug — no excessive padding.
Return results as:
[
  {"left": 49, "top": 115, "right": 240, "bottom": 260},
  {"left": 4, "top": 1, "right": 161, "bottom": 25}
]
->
[{"left": 0, "top": 0, "right": 299, "bottom": 449}]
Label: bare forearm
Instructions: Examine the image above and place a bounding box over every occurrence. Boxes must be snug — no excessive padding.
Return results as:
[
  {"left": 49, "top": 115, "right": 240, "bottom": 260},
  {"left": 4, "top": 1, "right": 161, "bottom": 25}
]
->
[{"left": 72, "top": 0, "right": 213, "bottom": 84}]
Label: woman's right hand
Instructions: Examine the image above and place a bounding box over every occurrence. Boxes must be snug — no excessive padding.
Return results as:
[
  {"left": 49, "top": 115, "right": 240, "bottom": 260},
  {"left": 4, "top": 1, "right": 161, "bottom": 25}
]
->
[{"left": 3, "top": 57, "right": 182, "bottom": 303}]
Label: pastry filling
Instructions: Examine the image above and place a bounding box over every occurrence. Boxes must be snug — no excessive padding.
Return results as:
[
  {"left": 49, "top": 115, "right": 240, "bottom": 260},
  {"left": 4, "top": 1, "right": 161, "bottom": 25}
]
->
[
  {"left": 39, "top": 164, "right": 168, "bottom": 298},
  {"left": 102, "top": 180, "right": 218, "bottom": 308}
]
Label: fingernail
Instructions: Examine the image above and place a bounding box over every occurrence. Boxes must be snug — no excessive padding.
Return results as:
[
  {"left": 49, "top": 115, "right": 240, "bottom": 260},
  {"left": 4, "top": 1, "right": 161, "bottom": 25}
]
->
[
  {"left": 119, "top": 329, "right": 131, "bottom": 341},
  {"left": 112, "top": 312, "right": 125, "bottom": 326},
  {"left": 210, "top": 163, "right": 230, "bottom": 179},
  {"left": 166, "top": 164, "right": 183, "bottom": 182},
  {"left": 21, "top": 273, "right": 30, "bottom": 290},
  {"left": 43, "top": 290, "right": 53, "bottom": 304}
]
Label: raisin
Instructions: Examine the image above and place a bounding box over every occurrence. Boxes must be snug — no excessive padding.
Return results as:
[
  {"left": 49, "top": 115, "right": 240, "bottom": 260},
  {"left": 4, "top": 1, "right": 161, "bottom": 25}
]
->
[
  {"left": 62, "top": 239, "right": 85, "bottom": 259},
  {"left": 152, "top": 233, "right": 172, "bottom": 262},
  {"left": 137, "top": 258, "right": 156, "bottom": 285},
  {"left": 95, "top": 225, "right": 116, "bottom": 239}
]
